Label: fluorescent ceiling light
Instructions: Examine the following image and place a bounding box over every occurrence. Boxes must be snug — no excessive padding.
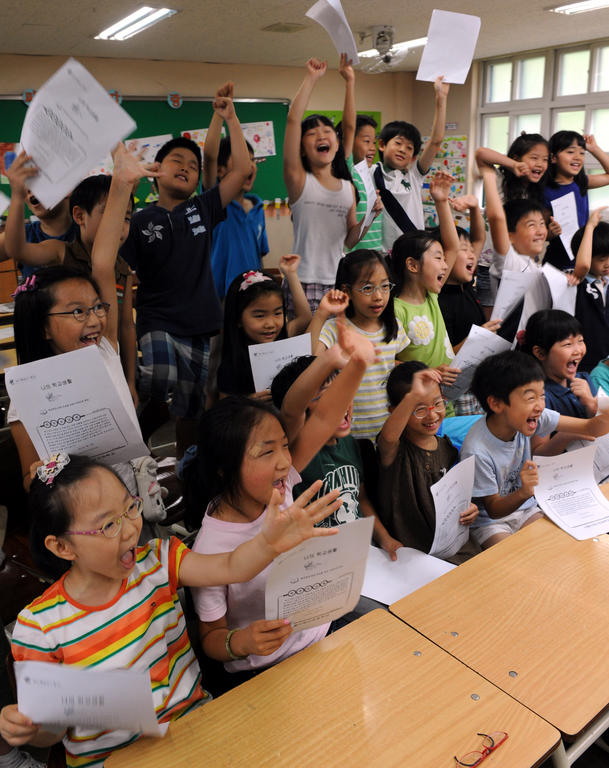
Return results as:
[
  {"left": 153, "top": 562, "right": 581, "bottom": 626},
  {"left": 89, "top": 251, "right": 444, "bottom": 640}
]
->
[
  {"left": 550, "top": 0, "right": 609, "bottom": 13},
  {"left": 95, "top": 7, "right": 177, "bottom": 40},
  {"left": 359, "top": 37, "right": 427, "bottom": 58}
]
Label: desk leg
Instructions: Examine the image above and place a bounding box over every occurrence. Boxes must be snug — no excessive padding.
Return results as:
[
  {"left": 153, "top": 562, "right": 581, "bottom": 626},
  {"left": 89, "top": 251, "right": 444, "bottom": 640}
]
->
[{"left": 551, "top": 741, "right": 569, "bottom": 768}]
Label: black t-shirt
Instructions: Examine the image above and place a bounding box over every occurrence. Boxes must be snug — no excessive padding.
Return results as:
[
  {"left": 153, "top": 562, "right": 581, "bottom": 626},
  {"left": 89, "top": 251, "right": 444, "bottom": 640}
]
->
[
  {"left": 575, "top": 279, "right": 609, "bottom": 372},
  {"left": 120, "top": 187, "right": 225, "bottom": 338},
  {"left": 438, "top": 281, "right": 486, "bottom": 346}
]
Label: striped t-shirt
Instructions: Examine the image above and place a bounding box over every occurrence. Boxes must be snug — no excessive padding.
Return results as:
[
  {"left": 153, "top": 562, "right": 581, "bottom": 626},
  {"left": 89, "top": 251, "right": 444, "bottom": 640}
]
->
[
  {"left": 12, "top": 537, "right": 205, "bottom": 768},
  {"left": 319, "top": 316, "right": 409, "bottom": 440},
  {"left": 346, "top": 155, "right": 384, "bottom": 253}
]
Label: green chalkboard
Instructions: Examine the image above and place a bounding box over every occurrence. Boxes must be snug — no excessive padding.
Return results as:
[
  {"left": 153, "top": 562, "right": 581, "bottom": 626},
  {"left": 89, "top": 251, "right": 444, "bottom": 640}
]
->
[{"left": 0, "top": 97, "right": 289, "bottom": 204}]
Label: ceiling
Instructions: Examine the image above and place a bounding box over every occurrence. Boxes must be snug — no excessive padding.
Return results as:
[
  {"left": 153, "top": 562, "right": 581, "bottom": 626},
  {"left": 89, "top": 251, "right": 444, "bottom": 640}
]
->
[{"left": 0, "top": 0, "right": 608, "bottom": 69}]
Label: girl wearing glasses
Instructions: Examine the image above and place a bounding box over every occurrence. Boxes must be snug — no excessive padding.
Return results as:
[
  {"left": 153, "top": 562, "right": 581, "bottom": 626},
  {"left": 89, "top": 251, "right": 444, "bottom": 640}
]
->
[
  {"left": 377, "top": 362, "right": 478, "bottom": 555},
  {"left": 0, "top": 453, "right": 339, "bottom": 766},
  {"left": 315, "top": 249, "right": 409, "bottom": 440}
]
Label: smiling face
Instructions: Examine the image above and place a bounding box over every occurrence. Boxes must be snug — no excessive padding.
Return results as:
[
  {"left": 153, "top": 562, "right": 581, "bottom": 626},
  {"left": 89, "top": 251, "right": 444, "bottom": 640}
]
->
[
  {"left": 72, "top": 196, "right": 132, "bottom": 251},
  {"left": 240, "top": 290, "right": 285, "bottom": 344},
  {"left": 301, "top": 120, "right": 339, "bottom": 169},
  {"left": 509, "top": 210, "right": 547, "bottom": 257},
  {"left": 158, "top": 147, "right": 200, "bottom": 199},
  {"left": 219, "top": 150, "right": 257, "bottom": 193},
  {"left": 409, "top": 240, "right": 447, "bottom": 294},
  {"left": 489, "top": 379, "right": 546, "bottom": 438},
  {"left": 379, "top": 134, "right": 415, "bottom": 171},
  {"left": 237, "top": 414, "right": 292, "bottom": 513},
  {"left": 553, "top": 140, "right": 586, "bottom": 181},
  {"left": 346, "top": 261, "right": 391, "bottom": 323},
  {"left": 404, "top": 380, "right": 445, "bottom": 444},
  {"left": 353, "top": 124, "right": 377, "bottom": 166},
  {"left": 26, "top": 191, "right": 70, "bottom": 222},
  {"left": 449, "top": 236, "right": 477, "bottom": 284},
  {"left": 535, "top": 334, "right": 586, "bottom": 385},
  {"left": 45, "top": 278, "right": 106, "bottom": 354},
  {"left": 519, "top": 143, "right": 549, "bottom": 184}
]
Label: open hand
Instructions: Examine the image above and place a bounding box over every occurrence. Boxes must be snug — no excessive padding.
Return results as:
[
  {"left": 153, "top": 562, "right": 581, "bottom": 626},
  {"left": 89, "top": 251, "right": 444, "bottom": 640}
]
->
[
  {"left": 435, "top": 363, "right": 461, "bottom": 386},
  {"left": 588, "top": 206, "right": 608, "bottom": 227},
  {"left": 112, "top": 142, "right": 160, "bottom": 185},
  {"left": 336, "top": 315, "right": 378, "bottom": 366},
  {"left": 449, "top": 194, "right": 479, "bottom": 212},
  {"left": 429, "top": 171, "right": 456, "bottom": 203}
]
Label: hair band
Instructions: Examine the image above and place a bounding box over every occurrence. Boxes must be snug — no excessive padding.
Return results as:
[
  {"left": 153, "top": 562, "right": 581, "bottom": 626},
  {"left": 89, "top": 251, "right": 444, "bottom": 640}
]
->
[
  {"left": 11, "top": 274, "right": 37, "bottom": 298},
  {"left": 36, "top": 452, "right": 70, "bottom": 486},
  {"left": 239, "top": 271, "right": 273, "bottom": 291}
]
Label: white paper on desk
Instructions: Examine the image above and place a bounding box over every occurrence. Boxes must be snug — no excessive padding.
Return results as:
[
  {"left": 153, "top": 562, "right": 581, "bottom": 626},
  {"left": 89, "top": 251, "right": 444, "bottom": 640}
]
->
[
  {"left": 542, "top": 262, "right": 577, "bottom": 315},
  {"left": 354, "top": 158, "right": 377, "bottom": 236},
  {"left": 429, "top": 456, "right": 475, "bottom": 559},
  {"left": 5, "top": 345, "right": 148, "bottom": 465},
  {"left": 535, "top": 444, "right": 609, "bottom": 539},
  {"left": 20, "top": 58, "right": 136, "bottom": 210},
  {"left": 265, "top": 516, "right": 373, "bottom": 630},
  {"left": 305, "top": 0, "right": 359, "bottom": 65},
  {"left": 15, "top": 661, "right": 164, "bottom": 736},
  {"left": 416, "top": 10, "right": 481, "bottom": 84},
  {"left": 566, "top": 433, "right": 609, "bottom": 484},
  {"left": 551, "top": 192, "right": 579, "bottom": 262},
  {"left": 0, "top": 190, "right": 9, "bottom": 216},
  {"left": 361, "top": 544, "right": 454, "bottom": 604},
  {"left": 442, "top": 325, "right": 511, "bottom": 400},
  {"left": 491, "top": 269, "right": 532, "bottom": 321},
  {"left": 248, "top": 333, "right": 311, "bottom": 392}
]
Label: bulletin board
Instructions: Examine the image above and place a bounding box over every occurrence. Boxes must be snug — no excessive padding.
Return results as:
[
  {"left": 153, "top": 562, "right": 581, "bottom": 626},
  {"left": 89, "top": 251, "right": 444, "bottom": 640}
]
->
[{"left": 0, "top": 97, "right": 290, "bottom": 205}]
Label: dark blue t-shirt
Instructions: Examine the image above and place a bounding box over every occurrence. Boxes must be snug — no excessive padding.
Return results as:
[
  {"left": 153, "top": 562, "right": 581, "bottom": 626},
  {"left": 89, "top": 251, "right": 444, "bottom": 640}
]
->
[
  {"left": 544, "top": 372, "right": 597, "bottom": 418},
  {"left": 544, "top": 181, "right": 589, "bottom": 271},
  {"left": 21, "top": 220, "right": 78, "bottom": 279}
]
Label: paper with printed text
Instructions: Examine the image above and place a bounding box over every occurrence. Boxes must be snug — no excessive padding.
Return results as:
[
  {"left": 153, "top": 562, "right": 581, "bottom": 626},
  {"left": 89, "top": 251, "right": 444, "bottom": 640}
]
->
[
  {"left": 442, "top": 325, "right": 511, "bottom": 400},
  {"left": 249, "top": 333, "right": 312, "bottom": 392},
  {"left": 429, "top": 456, "right": 475, "bottom": 559},
  {"left": 551, "top": 192, "right": 579, "bottom": 261}
]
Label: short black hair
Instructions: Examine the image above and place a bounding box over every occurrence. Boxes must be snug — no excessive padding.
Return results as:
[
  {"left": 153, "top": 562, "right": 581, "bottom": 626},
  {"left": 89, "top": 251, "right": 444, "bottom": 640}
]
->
[
  {"left": 69, "top": 174, "right": 111, "bottom": 215},
  {"left": 520, "top": 309, "right": 583, "bottom": 357},
  {"left": 571, "top": 221, "right": 609, "bottom": 258},
  {"left": 503, "top": 199, "right": 546, "bottom": 232},
  {"left": 155, "top": 137, "right": 202, "bottom": 174},
  {"left": 270, "top": 355, "right": 316, "bottom": 409},
  {"left": 217, "top": 137, "right": 255, "bottom": 169},
  {"left": 336, "top": 114, "right": 378, "bottom": 144},
  {"left": 379, "top": 120, "right": 422, "bottom": 159},
  {"left": 386, "top": 361, "right": 428, "bottom": 407},
  {"left": 471, "top": 351, "right": 544, "bottom": 415}
]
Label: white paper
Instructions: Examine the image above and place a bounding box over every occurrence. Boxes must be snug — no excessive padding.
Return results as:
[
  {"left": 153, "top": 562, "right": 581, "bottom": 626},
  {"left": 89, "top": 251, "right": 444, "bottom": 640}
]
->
[
  {"left": 5, "top": 345, "right": 148, "bottom": 465},
  {"left": 354, "top": 158, "right": 377, "bottom": 236},
  {"left": 15, "top": 661, "right": 164, "bottom": 736},
  {"left": 491, "top": 269, "right": 532, "bottom": 321},
  {"left": 566, "top": 433, "right": 609, "bottom": 484},
  {"left": 416, "top": 10, "right": 481, "bottom": 84},
  {"left": 305, "top": 0, "right": 360, "bottom": 65},
  {"left": 360, "top": 544, "right": 454, "bottom": 604},
  {"left": 265, "top": 516, "right": 373, "bottom": 630},
  {"left": 0, "top": 190, "right": 9, "bottom": 216},
  {"left": 428, "top": 456, "right": 475, "bottom": 559},
  {"left": 551, "top": 192, "right": 579, "bottom": 262},
  {"left": 442, "top": 325, "right": 511, "bottom": 400},
  {"left": 0, "top": 302, "right": 14, "bottom": 314},
  {"left": 89, "top": 134, "right": 173, "bottom": 176},
  {"left": 242, "top": 121, "right": 276, "bottom": 158},
  {"left": 0, "top": 326, "right": 13, "bottom": 341},
  {"left": 542, "top": 262, "right": 577, "bottom": 315},
  {"left": 597, "top": 385, "right": 609, "bottom": 414},
  {"left": 534, "top": 444, "right": 609, "bottom": 539},
  {"left": 20, "top": 58, "right": 136, "bottom": 209},
  {"left": 248, "top": 333, "right": 312, "bottom": 392},
  {"left": 518, "top": 270, "right": 552, "bottom": 332}
]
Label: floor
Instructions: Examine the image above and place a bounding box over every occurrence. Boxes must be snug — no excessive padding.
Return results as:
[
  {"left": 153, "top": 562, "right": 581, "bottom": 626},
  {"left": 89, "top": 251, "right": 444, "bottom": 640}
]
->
[{"left": 541, "top": 742, "right": 609, "bottom": 767}]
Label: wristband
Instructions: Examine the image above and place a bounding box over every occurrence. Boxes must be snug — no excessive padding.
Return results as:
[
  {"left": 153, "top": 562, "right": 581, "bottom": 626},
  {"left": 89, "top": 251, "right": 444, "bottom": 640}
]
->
[{"left": 225, "top": 628, "right": 248, "bottom": 661}]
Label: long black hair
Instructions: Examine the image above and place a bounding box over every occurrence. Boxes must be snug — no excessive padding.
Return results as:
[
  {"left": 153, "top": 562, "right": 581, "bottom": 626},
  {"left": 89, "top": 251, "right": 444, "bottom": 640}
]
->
[
  {"left": 389, "top": 230, "right": 440, "bottom": 294},
  {"left": 300, "top": 114, "right": 359, "bottom": 204},
  {"left": 501, "top": 132, "right": 549, "bottom": 204},
  {"left": 548, "top": 130, "right": 588, "bottom": 195}
]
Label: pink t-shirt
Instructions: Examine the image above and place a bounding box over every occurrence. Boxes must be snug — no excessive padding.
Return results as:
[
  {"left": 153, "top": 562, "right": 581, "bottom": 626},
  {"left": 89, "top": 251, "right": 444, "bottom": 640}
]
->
[{"left": 191, "top": 466, "right": 330, "bottom": 672}]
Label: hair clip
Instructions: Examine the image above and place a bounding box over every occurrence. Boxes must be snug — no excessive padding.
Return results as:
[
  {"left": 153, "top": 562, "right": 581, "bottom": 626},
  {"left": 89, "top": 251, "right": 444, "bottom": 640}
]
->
[
  {"left": 516, "top": 329, "right": 526, "bottom": 347},
  {"left": 36, "top": 452, "right": 70, "bottom": 486},
  {"left": 11, "top": 274, "right": 37, "bottom": 298},
  {"left": 239, "top": 271, "right": 272, "bottom": 291}
]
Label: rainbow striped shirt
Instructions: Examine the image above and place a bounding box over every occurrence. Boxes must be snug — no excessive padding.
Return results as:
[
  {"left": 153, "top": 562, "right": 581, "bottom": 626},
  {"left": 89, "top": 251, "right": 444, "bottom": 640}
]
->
[{"left": 12, "top": 537, "right": 205, "bottom": 767}]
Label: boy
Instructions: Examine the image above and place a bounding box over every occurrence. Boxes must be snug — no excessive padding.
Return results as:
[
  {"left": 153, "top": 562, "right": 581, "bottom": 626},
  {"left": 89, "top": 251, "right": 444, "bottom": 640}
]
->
[
  {"left": 4, "top": 156, "right": 137, "bottom": 402},
  {"left": 120, "top": 92, "right": 250, "bottom": 457},
  {"left": 374, "top": 76, "right": 449, "bottom": 252},
  {"left": 462, "top": 350, "right": 609, "bottom": 549},
  {"left": 570, "top": 208, "right": 609, "bottom": 371},
  {"left": 377, "top": 362, "right": 478, "bottom": 554},
  {"left": 271, "top": 341, "right": 402, "bottom": 561}
]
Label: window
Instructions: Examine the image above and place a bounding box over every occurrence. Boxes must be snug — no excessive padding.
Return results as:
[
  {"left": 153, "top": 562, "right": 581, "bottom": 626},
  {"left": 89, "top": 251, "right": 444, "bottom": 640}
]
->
[
  {"left": 557, "top": 49, "right": 590, "bottom": 96},
  {"left": 516, "top": 57, "right": 545, "bottom": 99}
]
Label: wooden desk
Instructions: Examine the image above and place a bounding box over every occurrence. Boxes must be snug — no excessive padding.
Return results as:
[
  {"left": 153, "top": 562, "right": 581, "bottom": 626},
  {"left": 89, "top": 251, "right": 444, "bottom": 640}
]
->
[
  {"left": 106, "top": 610, "right": 558, "bottom": 767},
  {"left": 390, "top": 516, "right": 609, "bottom": 759}
]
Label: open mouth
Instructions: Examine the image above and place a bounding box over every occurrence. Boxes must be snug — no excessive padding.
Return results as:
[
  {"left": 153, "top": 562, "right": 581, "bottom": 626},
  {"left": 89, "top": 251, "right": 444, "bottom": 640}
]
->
[
  {"left": 316, "top": 143, "right": 331, "bottom": 154},
  {"left": 338, "top": 410, "right": 351, "bottom": 431},
  {"left": 175, "top": 173, "right": 189, "bottom": 182},
  {"left": 422, "top": 418, "right": 440, "bottom": 431},
  {"left": 272, "top": 478, "right": 287, "bottom": 494},
  {"left": 526, "top": 416, "right": 539, "bottom": 431},
  {"left": 80, "top": 332, "right": 100, "bottom": 345},
  {"left": 120, "top": 547, "right": 136, "bottom": 570},
  {"left": 566, "top": 360, "right": 579, "bottom": 375}
]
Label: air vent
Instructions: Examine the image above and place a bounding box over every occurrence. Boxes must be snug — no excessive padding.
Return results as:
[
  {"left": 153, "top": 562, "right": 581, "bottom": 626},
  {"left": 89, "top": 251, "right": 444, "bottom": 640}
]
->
[{"left": 261, "top": 22, "right": 306, "bottom": 33}]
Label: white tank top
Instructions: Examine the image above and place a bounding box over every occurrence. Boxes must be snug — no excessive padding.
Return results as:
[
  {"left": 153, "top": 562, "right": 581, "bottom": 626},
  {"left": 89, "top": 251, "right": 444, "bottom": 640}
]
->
[{"left": 291, "top": 173, "right": 353, "bottom": 284}]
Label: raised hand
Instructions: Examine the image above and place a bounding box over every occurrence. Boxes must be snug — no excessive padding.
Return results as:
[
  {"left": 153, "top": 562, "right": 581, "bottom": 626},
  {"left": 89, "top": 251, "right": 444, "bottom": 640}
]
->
[
  {"left": 435, "top": 363, "right": 461, "bottom": 386},
  {"left": 338, "top": 53, "right": 354, "bottom": 83},
  {"left": 429, "top": 171, "right": 456, "bottom": 203},
  {"left": 408, "top": 368, "right": 443, "bottom": 403},
  {"left": 511, "top": 161, "right": 530, "bottom": 178},
  {"left": 6, "top": 151, "right": 38, "bottom": 197},
  {"left": 215, "top": 81, "right": 234, "bottom": 100},
  {"left": 588, "top": 206, "right": 608, "bottom": 228},
  {"left": 213, "top": 94, "right": 236, "bottom": 121},
  {"left": 279, "top": 253, "right": 300, "bottom": 275},
  {"left": 336, "top": 315, "right": 379, "bottom": 366},
  {"left": 112, "top": 142, "right": 160, "bottom": 186},
  {"left": 584, "top": 134, "right": 599, "bottom": 153},
  {"left": 317, "top": 288, "right": 350, "bottom": 318},
  {"left": 433, "top": 75, "right": 450, "bottom": 99},
  {"left": 306, "top": 58, "right": 327, "bottom": 80}
]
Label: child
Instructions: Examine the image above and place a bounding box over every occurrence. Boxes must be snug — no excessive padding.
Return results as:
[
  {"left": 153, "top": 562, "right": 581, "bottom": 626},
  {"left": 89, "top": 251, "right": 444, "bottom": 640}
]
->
[
  {"left": 315, "top": 249, "right": 409, "bottom": 440},
  {"left": 5, "top": 155, "right": 137, "bottom": 401},
  {"left": 474, "top": 133, "right": 549, "bottom": 205},
  {"left": 544, "top": 131, "right": 609, "bottom": 271},
  {"left": 120, "top": 91, "right": 250, "bottom": 457},
  {"left": 377, "top": 362, "right": 478, "bottom": 553},
  {"left": 336, "top": 53, "right": 384, "bottom": 252},
  {"left": 462, "top": 350, "right": 609, "bottom": 548},
  {"left": 374, "top": 76, "right": 449, "bottom": 252},
  {"left": 270, "top": 350, "right": 402, "bottom": 560},
  {"left": 216, "top": 256, "right": 311, "bottom": 399},
  {"left": 283, "top": 58, "right": 372, "bottom": 312},
  {"left": 186, "top": 325, "right": 376, "bottom": 683},
  {"left": 0, "top": 454, "right": 339, "bottom": 766},
  {"left": 570, "top": 208, "right": 609, "bottom": 371}
]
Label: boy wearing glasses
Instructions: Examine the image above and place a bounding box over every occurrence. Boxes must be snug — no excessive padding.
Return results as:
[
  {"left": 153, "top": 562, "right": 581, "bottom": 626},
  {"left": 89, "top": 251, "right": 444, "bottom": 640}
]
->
[
  {"left": 377, "top": 361, "right": 478, "bottom": 555},
  {"left": 462, "top": 350, "right": 609, "bottom": 549}
]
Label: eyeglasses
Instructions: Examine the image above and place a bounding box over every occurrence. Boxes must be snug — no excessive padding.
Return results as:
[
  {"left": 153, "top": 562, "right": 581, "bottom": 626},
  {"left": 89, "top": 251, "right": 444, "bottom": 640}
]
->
[
  {"left": 353, "top": 282, "right": 395, "bottom": 296},
  {"left": 454, "top": 731, "right": 508, "bottom": 766},
  {"left": 47, "top": 302, "right": 110, "bottom": 322},
  {"left": 413, "top": 398, "right": 447, "bottom": 420},
  {"left": 66, "top": 496, "right": 143, "bottom": 539}
]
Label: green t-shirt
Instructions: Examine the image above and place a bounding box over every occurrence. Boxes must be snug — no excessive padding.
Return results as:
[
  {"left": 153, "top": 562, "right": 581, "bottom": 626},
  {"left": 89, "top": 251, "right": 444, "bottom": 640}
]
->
[
  {"left": 394, "top": 293, "right": 455, "bottom": 366},
  {"left": 346, "top": 154, "right": 384, "bottom": 253}
]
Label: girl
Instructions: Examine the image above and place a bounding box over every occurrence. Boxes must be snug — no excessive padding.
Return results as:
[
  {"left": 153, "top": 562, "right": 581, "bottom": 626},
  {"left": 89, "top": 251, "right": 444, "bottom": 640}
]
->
[
  {"left": 315, "top": 249, "right": 409, "bottom": 440},
  {"left": 284, "top": 58, "right": 375, "bottom": 312},
  {"left": 216, "top": 255, "right": 311, "bottom": 399},
  {"left": 544, "top": 131, "right": 609, "bottom": 271},
  {"left": 475, "top": 133, "right": 550, "bottom": 204},
  {"left": 186, "top": 329, "right": 375, "bottom": 687},
  {"left": 0, "top": 454, "right": 339, "bottom": 767}
]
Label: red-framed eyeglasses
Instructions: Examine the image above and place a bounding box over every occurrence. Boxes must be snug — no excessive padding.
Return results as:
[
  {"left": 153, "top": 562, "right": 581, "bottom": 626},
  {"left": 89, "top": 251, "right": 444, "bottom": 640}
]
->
[{"left": 454, "top": 731, "right": 509, "bottom": 766}]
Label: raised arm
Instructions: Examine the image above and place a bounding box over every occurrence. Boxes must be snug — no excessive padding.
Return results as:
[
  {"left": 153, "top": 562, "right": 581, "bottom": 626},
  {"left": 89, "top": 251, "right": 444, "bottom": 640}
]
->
[
  {"left": 585, "top": 134, "right": 609, "bottom": 188},
  {"left": 418, "top": 77, "right": 449, "bottom": 174},
  {"left": 215, "top": 95, "right": 250, "bottom": 208},
  {"left": 479, "top": 161, "right": 511, "bottom": 257},
  {"left": 557, "top": 409, "right": 609, "bottom": 438},
  {"left": 279, "top": 254, "right": 312, "bottom": 336},
  {"left": 339, "top": 53, "right": 356, "bottom": 159},
  {"left": 308, "top": 289, "right": 349, "bottom": 348},
  {"left": 430, "top": 171, "right": 459, "bottom": 282},
  {"left": 475, "top": 146, "right": 530, "bottom": 178},
  {"left": 202, "top": 82, "right": 233, "bottom": 190},
  {"left": 573, "top": 207, "right": 606, "bottom": 281},
  {"left": 450, "top": 194, "right": 486, "bottom": 256},
  {"left": 284, "top": 58, "right": 327, "bottom": 202}
]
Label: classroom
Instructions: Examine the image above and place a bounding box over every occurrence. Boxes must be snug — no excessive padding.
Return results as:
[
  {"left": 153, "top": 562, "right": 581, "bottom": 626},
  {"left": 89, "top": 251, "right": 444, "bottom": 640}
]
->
[{"left": 2, "top": 0, "right": 609, "bottom": 766}]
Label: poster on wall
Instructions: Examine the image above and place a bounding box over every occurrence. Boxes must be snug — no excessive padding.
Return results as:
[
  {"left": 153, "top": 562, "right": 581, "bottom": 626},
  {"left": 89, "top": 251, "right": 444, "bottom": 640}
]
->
[
  {"left": 181, "top": 126, "right": 226, "bottom": 154},
  {"left": 421, "top": 135, "right": 468, "bottom": 228},
  {"left": 242, "top": 121, "right": 276, "bottom": 158},
  {"left": 0, "top": 142, "right": 20, "bottom": 184},
  {"left": 88, "top": 134, "right": 173, "bottom": 176}
]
